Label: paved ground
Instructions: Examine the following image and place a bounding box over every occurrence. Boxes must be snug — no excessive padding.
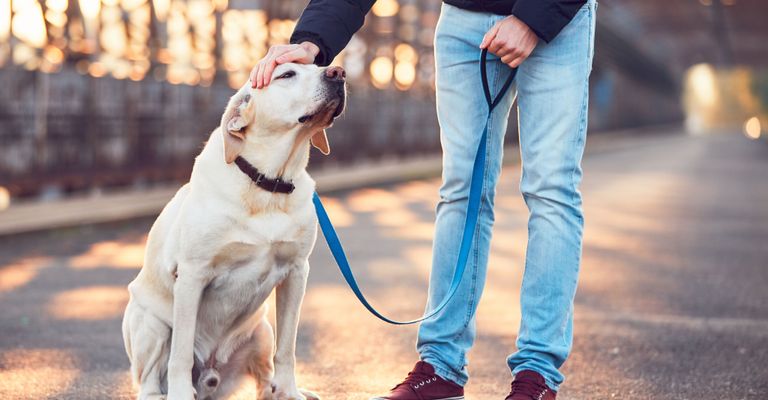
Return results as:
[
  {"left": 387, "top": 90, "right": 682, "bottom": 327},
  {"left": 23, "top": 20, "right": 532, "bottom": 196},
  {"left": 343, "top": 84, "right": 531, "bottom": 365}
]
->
[{"left": 0, "top": 131, "right": 767, "bottom": 399}]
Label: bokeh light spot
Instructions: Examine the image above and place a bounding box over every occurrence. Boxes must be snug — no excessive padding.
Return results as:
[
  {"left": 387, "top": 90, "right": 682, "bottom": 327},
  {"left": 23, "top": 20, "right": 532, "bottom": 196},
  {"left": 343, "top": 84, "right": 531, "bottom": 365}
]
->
[
  {"left": 46, "top": 285, "right": 129, "bottom": 320},
  {"left": 744, "top": 116, "right": 761, "bottom": 140}
]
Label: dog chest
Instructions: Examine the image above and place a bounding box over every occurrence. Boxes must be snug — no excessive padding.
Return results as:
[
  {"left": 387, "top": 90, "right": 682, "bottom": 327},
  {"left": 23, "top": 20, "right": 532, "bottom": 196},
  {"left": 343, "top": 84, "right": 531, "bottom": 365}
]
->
[
  {"left": 210, "top": 238, "right": 301, "bottom": 274},
  {"left": 200, "top": 242, "right": 294, "bottom": 332}
]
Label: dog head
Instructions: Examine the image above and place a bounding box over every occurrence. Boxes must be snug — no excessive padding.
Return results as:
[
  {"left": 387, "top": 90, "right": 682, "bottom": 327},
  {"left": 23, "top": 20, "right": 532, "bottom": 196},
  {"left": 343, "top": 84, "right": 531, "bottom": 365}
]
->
[{"left": 220, "top": 63, "right": 347, "bottom": 163}]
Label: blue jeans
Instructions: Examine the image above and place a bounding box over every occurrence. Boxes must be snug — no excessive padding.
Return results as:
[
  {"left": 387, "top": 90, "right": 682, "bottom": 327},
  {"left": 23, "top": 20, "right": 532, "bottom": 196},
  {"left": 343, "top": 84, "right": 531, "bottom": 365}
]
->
[{"left": 417, "top": 1, "right": 596, "bottom": 391}]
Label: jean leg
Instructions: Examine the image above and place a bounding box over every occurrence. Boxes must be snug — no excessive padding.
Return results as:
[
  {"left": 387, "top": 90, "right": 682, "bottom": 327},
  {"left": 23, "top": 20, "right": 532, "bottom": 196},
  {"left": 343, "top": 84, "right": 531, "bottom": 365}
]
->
[
  {"left": 416, "top": 4, "right": 517, "bottom": 386},
  {"left": 506, "top": 1, "right": 597, "bottom": 391}
]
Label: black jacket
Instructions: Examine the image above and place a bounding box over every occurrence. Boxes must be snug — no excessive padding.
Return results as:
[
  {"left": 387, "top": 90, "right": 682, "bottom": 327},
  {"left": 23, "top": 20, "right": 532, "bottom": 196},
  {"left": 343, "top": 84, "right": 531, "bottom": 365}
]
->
[{"left": 290, "top": 0, "right": 586, "bottom": 66}]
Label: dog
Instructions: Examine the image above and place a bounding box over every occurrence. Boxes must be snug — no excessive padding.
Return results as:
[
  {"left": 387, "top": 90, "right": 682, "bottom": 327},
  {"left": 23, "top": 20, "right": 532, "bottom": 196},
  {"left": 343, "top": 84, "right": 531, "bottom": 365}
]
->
[{"left": 122, "top": 63, "right": 346, "bottom": 400}]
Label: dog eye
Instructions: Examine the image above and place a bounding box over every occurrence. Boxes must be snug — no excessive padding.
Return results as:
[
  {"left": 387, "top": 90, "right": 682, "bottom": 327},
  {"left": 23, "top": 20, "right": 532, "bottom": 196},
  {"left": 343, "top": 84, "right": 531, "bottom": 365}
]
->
[{"left": 276, "top": 71, "right": 296, "bottom": 80}]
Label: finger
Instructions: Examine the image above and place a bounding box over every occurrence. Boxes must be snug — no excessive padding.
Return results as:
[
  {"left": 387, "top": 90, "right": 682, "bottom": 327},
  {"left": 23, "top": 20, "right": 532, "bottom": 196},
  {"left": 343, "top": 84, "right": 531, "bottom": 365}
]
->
[
  {"left": 255, "top": 62, "right": 266, "bottom": 89},
  {"left": 507, "top": 47, "right": 524, "bottom": 59},
  {"left": 500, "top": 54, "right": 517, "bottom": 65},
  {"left": 480, "top": 23, "right": 500, "bottom": 49},
  {"left": 250, "top": 62, "right": 264, "bottom": 88},
  {"left": 506, "top": 45, "right": 526, "bottom": 60},
  {"left": 260, "top": 47, "right": 281, "bottom": 87},
  {"left": 253, "top": 63, "right": 262, "bottom": 88},
  {"left": 507, "top": 54, "right": 527, "bottom": 68},
  {"left": 488, "top": 36, "right": 506, "bottom": 55},
  {"left": 261, "top": 53, "right": 278, "bottom": 88},
  {"left": 250, "top": 66, "right": 258, "bottom": 88},
  {"left": 276, "top": 48, "right": 306, "bottom": 64},
  {"left": 258, "top": 61, "right": 271, "bottom": 89},
  {"left": 261, "top": 58, "right": 278, "bottom": 87}
]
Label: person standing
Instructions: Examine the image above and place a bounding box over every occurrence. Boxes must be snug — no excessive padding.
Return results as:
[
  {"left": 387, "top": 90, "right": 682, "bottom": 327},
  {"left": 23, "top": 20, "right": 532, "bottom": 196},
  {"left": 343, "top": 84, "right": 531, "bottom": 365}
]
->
[{"left": 251, "top": 0, "right": 596, "bottom": 398}]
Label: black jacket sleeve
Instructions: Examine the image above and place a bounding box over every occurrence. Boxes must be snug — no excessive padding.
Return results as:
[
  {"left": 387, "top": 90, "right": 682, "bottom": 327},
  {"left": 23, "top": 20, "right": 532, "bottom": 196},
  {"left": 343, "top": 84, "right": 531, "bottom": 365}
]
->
[
  {"left": 290, "top": 0, "right": 376, "bottom": 66},
  {"left": 511, "top": 0, "right": 587, "bottom": 43}
]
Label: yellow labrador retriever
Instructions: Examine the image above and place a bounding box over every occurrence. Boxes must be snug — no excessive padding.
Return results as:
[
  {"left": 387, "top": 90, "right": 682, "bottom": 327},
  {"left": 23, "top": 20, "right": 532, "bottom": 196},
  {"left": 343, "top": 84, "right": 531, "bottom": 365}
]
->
[{"left": 122, "top": 63, "right": 346, "bottom": 400}]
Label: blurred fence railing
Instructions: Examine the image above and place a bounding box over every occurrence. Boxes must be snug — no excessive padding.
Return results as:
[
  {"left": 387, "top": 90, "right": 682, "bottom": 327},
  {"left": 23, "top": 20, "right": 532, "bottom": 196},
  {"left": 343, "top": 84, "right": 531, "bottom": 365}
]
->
[
  {"left": 0, "top": 0, "right": 683, "bottom": 200},
  {"left": 0, "top": 65, "right": 441, "bottom": 198}
]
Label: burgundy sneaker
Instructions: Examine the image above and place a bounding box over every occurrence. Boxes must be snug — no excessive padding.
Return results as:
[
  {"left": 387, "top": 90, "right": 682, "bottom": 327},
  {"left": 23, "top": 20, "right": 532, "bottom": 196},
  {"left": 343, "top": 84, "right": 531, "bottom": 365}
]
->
[
  {"left": 505, "top": 370, "right": 556, "bottom": 400},
  {"left": 370, "top": 361, "right": 464, "bottom": 400}
]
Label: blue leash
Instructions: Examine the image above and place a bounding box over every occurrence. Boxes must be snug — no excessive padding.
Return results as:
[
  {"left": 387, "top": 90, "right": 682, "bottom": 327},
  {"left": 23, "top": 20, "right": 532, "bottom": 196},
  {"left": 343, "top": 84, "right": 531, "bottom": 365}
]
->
[{"left": 312, "top": 49, "right": 516, "bottom": 324}]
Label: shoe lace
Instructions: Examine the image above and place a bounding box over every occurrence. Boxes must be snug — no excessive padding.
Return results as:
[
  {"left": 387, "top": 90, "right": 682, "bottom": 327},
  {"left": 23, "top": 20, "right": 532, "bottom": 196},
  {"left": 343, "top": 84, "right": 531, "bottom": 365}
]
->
[
  {"left": 509, "top": 378, "right": 548, "bottom": 399},
  {"left": 393, "top": 369, "right": 438, "bottom": 390}
]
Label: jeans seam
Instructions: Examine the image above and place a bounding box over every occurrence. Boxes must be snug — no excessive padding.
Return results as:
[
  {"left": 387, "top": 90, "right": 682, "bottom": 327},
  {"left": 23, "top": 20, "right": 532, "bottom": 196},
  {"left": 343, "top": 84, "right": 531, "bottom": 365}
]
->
[
  {"left": 569, "top": 5, "right": 594, "bottom": 207},
  {"left": 431, "top": 361, "right": 468, "bottom": 387},
  {"left": 448, "top": 47, "right": 502, "bottom": 376}
]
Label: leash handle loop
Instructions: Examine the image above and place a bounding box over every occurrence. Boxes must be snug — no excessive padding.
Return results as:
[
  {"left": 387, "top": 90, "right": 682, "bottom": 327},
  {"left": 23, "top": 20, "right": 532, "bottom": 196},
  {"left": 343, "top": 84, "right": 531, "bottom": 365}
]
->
[
  {"left": 313, "top": 49, "right": 516, "bottom": 325},
  {"left": 480, "top": 48, "right": 516, "bottom": 112}
]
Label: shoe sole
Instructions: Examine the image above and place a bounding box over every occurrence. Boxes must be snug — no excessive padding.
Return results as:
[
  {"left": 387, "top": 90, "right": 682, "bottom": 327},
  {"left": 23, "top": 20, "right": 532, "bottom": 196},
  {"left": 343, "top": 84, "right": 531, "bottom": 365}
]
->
[{"left": 369, "top": 397, "right": 464, "bottom": 400}]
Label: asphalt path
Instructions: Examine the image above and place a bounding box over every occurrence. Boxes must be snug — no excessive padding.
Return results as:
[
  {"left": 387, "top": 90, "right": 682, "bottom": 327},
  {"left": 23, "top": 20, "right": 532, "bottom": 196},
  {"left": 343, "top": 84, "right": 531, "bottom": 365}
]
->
[{"left": 0, "top": 132, "right": 766, "bottom": 399}]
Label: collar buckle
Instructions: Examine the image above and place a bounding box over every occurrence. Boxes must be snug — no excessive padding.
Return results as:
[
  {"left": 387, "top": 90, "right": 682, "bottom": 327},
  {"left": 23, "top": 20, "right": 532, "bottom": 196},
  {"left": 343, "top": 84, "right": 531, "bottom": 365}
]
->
[{"left": 233, "top": 156, "right": 295, "bottom": 195}]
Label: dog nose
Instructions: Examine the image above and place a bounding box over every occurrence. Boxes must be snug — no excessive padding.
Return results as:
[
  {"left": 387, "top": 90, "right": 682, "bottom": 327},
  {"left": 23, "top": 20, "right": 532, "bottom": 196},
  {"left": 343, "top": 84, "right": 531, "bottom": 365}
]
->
[{"left": 324, "top": 66, "right": 346, "bottom": 82}]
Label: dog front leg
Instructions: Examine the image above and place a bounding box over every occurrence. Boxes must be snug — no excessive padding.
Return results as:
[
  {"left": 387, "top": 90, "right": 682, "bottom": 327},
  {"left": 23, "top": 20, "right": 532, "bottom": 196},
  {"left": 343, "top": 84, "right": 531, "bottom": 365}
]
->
[
  {"left": 167, "top": 268, "right": 208, "bottom": 400},
  {"left": 272, "top": 262, "right": 312, "bottom": 400}
]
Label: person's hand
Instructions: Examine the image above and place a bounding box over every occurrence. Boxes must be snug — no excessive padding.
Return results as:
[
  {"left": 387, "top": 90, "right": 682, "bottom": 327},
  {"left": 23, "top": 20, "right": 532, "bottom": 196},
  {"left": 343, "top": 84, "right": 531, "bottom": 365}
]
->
[
  {"left": 480, "top": 16, "right": 538, "bottom": 68},
  {"left": 250, "top": 42, "right": 320, "bottom": 88}
]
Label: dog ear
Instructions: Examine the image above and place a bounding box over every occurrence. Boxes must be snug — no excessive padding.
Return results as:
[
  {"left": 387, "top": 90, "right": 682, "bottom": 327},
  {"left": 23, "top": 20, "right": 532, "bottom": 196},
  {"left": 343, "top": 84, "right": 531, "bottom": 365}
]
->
[
  {"left": 220, "top": 91, "right": 252, "bottom": 164},
  {"left": 311, "top": 129, "right": 330, "bottom": 155}
]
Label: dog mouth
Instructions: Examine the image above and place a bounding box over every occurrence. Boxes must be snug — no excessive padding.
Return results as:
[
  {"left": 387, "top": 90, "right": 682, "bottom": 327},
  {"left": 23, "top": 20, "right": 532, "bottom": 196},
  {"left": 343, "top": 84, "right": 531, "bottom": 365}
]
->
[
  {"left": 331, "top": 96, "right": 345, "bottom": 118},
  {"left": 298, "top": 91, "right": 346, "bottom": 125}
]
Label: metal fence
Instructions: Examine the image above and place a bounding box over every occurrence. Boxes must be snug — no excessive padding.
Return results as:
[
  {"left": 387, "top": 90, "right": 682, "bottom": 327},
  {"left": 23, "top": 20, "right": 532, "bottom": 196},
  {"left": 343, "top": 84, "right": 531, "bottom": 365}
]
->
[{"left": 0, "top": 0, "right": 682, "bottom": 199}]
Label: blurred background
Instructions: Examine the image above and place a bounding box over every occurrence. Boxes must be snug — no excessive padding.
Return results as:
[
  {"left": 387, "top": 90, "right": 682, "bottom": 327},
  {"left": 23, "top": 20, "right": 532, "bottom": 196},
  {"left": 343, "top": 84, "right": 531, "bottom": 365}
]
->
[
  {"left": 0, "top": 0, "right": 767, "bottom": 399},
  {"left": 0, "top": 0, "right": 765, "bottom": 203}
]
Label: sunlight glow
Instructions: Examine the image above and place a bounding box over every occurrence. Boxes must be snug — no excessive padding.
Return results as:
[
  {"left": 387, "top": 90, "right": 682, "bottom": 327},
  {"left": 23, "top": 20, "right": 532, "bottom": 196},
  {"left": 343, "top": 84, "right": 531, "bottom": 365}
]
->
[
  {"left": 212, "top": 0, "right": 227, "bottom": 11},
  {"left": 11, "top": 0, "right": 47, "bottom": 47},
  {"left": 687, "top": 63, "right": 719, "bottom": 107},
  {"left": 0, "top": 349, "right": 80, "bottom": 399},
  {"left": 744, "top": 116, "right": 761, "bottom": 140},
  {"left": 47, "top": 285, "right": 129, "bottom": 320},
  {"left": 0, "top": 0, "right": 10, "bottom": 42},
  {"left": 3, "top": 0, "right": 429, "bottom": 91},
  {"left": 0, "top": 185, "right": 9, "bottom": 210},
  {"left": 79, "top": 0, "right": 101, "bottom": 19},
  {"left": 372, "top": 0, "right": 399, "bottom": 17},
  {"left": 394, "top": 43, "right": 417, "bottom": 63},
  {"left": 153, "top": 0, "right": 170, "bottom": 20},
  {"left": 347, "top": 187, "right": 403, "bottom": 212},
  {"left": 394, "top": 62, "right": 415, "bottom": 90},
  {"left": 0, "top": 257, "right": 50, "bottom": 292},
  {"left": 46, "top": 0, "right": 68, "bottom": 13},
  {"left": 222, "top": 9, "right": 268, "bottom": 88},
  {"left": 394, "top": 43, "right": 417, "bottom": 90},
  {"left": 315, "top": 198, "right": 354, "bottom": 227},
  {"left": 370, "top": 56, "right": 393, "bottom": 89},
  {"left": 69, "top": 239, "right": 146, "bottom": 269}
]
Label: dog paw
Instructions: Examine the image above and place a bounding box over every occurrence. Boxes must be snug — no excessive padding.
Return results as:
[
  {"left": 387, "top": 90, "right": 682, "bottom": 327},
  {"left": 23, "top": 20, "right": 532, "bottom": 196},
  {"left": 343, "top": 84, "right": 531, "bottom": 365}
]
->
[
  {"left": 300, "top": 389, "right": 320, "bottom": 400},
  {"left": 270, "top": 380, "right": 307, "bottom": 400},
  {"left": 166, "top": 385, "right": 196, "bottom": 400},
  {"left": 269, "top": 387, "right": 320, "bottom": 400}
]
